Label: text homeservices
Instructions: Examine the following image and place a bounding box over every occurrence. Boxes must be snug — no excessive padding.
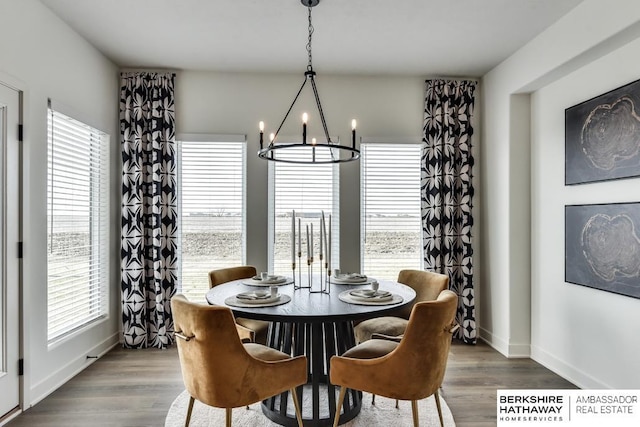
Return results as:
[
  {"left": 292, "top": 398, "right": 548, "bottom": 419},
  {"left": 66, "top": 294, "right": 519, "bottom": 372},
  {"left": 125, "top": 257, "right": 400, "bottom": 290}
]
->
[{"left": 576, "top": 394, "right": 637, "bottom": 415}]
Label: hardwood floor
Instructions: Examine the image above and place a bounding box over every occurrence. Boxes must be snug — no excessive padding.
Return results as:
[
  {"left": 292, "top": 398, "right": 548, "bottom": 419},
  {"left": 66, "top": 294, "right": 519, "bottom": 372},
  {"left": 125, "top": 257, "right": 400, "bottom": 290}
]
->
[
  {"left": 6, "top": 340, "right": 575, "bottom": 427},
  {"left": 443, "top": 341, "right": 576, "bottom": 426}
]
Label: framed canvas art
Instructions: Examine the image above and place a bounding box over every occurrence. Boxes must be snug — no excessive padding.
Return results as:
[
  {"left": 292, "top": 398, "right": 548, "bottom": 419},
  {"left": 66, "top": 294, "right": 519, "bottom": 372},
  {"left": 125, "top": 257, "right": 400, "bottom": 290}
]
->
[
  {"left": 565, "top": 202, "right": 640, "bottom": 299},
  {"left": 565, "top": 78, "right": 640, "bottom": 185}
]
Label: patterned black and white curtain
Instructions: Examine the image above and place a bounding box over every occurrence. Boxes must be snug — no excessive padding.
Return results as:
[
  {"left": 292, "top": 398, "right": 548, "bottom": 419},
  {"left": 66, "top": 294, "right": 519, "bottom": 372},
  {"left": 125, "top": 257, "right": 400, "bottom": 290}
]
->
[
  {"left": 421, "top": 79, "right": 477, "bottom": 344},
  {"left": 120, "top": 72, "right": 178, "bottom": 349}
]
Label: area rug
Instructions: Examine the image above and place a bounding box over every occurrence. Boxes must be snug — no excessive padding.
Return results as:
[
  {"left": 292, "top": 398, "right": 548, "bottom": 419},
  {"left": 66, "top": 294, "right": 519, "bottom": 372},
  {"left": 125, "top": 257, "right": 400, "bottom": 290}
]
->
[{"left": 165, "top": 389, "right": 455, "bottom": 426}]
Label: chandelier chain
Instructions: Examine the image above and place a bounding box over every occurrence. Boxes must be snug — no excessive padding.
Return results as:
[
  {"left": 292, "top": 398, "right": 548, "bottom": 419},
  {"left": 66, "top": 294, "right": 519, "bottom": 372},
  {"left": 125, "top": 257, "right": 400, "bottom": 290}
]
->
[{"left": 307, "top": 5, "right": 314, "bottom": 71}]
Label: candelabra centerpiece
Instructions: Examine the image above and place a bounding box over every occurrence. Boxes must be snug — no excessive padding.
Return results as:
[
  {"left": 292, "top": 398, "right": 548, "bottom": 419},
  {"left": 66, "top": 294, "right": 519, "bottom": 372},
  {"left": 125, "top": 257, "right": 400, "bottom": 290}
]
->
[{"left": 290, "top": 210, "right": 331, "bottom": 293}]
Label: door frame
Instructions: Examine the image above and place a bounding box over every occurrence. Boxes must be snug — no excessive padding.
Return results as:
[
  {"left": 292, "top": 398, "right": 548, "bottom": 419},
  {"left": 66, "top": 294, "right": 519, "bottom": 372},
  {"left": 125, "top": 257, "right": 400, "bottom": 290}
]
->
[{"left": 0, "top": 75, "right": 24, "bottom": 424}]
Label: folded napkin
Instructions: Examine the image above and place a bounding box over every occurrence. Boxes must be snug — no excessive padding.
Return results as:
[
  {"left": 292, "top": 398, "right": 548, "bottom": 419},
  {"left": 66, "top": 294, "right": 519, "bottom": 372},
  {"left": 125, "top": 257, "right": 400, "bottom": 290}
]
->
[
  {"left": 348, "top": 289, "right": 392, "bottom": 301},
  {"left": 236, "top": 291, "right": 272, "bottom": 300},
  {"left": 342, "top": 273, "right": 367, "bottom": 279}
]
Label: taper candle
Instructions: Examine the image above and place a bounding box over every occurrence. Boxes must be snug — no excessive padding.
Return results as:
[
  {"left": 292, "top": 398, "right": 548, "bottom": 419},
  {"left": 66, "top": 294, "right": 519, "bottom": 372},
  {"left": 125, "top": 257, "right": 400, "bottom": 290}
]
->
[
  {"left": 319, "top": 214, "right": 324, "bottom": 259},
  {"left": 298, "top": 217, "right": 301, "bottom": 256},
  {"left": 321, "top": 211, "right": 327, "bottom": 262},
  {"left": 291, "top": 210, "right": 295, "bottom": 264},
  {"left": 306, "top": 224, "right": 310, "bottom": 260},
  {"left": 328, "top": 214, "right": 332, "bottom": 268}
]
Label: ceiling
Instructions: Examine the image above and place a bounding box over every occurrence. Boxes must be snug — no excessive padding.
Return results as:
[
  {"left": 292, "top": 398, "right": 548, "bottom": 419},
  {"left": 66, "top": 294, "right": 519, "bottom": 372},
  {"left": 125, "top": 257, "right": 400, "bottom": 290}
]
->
[{"left": 39, "top": 0, "right": 583, "bottom": 77}]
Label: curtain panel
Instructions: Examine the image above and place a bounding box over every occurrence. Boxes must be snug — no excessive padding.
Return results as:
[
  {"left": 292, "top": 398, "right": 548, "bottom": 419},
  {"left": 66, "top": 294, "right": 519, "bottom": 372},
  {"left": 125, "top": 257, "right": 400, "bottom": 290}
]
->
[
  {"left": 421, "top": 79, "right": 477, "bottom": 344},
  {"left": 120, "top": 72, "right": 178, "bottom": 349}
]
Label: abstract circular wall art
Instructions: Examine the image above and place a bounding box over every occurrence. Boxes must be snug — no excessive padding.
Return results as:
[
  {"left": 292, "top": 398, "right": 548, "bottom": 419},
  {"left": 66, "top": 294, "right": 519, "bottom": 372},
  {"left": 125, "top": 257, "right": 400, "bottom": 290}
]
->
[{"left": 565, "top": 78, "right": 640, "bottom": 185}]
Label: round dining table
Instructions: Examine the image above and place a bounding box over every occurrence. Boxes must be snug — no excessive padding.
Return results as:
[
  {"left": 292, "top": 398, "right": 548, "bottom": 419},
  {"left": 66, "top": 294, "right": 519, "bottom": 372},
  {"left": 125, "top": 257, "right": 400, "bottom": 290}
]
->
[{"left": 205, "top": 276, "right": 416, "bottom": 427}]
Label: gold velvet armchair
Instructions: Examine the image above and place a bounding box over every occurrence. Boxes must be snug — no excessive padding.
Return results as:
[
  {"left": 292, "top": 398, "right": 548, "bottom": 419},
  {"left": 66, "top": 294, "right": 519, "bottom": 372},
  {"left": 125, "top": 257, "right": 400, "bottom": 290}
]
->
[
  {"left": 208, "top": 265, "right": 270, "bottom": 344},
  {"left": 171, "top": 294, "right": 307, "bottom": 427},
  {"left": 354, "top": 269, "right": 449, "bottom": 343},
  {"left": 330, "top": 290, "right": 459, "bottom": 427}
]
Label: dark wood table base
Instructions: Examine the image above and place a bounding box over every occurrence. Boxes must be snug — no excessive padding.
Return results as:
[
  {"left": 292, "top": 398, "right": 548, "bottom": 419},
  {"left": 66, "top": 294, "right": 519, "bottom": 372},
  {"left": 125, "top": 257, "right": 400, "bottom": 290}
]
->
[{"left": 262, "top": 320, "right": 362, "bottom": 427}]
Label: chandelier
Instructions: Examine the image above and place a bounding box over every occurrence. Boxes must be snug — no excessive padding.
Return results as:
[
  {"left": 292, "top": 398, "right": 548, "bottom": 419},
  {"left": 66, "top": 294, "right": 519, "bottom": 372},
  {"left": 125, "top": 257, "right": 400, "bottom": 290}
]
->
[{"left": 257, "top": 0, "right": 360, "bottom": 164}]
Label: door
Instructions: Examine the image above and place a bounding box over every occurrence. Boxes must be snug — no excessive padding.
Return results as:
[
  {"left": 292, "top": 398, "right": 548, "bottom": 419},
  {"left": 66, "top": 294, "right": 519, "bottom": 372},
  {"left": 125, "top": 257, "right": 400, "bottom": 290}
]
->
[{"left": 0, "top": 83, "right": 21, "bottom": 418}]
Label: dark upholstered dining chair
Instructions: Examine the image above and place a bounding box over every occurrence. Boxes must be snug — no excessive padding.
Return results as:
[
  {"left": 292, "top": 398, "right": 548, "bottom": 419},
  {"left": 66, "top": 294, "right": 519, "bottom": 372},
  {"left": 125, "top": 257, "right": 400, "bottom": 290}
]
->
[
  {"left": 171, "top": 294, "right": 307, "bottom": 427},
  {"left": 208, "top": 265, "right": 270, "bottom": 344},
  {"left": 330, "top": 290, "right": 459, "bottom": 427}
]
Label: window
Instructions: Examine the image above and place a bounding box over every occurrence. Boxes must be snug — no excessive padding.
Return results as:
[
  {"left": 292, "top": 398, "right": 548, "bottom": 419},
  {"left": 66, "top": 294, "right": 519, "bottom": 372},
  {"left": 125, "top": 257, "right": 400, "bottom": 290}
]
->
[
  {"left": 269, "top": 146, "right": 339, "bottom": 274},
  {"left": 47, "top": 103, "right": 109, "bottom": 342},
  {"left": 361, "top": 141, "right": 422, "bottom": 280},
  {"left": 177, "top": 136, "right": 246, "bottom": 301}
]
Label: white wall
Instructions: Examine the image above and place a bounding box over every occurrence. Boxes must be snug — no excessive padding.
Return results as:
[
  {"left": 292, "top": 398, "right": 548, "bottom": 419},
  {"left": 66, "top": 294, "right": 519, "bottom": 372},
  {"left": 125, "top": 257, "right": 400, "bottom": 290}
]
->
[
  {"left": 481, "top": 0, "right": 640, "bottom": 387},
  {"left": 175, "top": 71, "right": 426, "bottom": 273},
  {"left": 0, "top": 0, "right": 120, "bottom": 407},
  {"left": 531, "top": 37, "right": 640, "bottom": 389}
]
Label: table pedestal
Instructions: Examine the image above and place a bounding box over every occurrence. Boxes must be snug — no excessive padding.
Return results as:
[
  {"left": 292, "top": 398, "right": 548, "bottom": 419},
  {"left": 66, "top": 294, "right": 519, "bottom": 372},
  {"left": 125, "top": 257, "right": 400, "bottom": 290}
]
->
[{"left": 262, "top": 321, "right": 362, "bottom": 427}]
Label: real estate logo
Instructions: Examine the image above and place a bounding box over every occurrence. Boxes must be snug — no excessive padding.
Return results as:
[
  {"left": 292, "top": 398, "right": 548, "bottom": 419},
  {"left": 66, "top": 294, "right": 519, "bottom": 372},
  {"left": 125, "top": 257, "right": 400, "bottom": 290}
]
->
[{"left": 497, "top": 390, "right": 640, "bottom": 426}]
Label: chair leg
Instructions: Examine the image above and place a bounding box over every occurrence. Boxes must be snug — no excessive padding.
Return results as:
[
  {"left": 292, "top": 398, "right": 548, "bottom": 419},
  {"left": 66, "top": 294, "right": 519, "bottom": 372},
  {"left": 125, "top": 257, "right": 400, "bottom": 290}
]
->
[
  {"left": 334, "top": 387, "right": 347, "bottom": 427},
  {"left": 411, "top": 400, "right": 419, "bottom": 427},
  {"left": 434, "top": 390, "right": 444, "bottom": 427},
  {"left": 396, "top": 399, "right": 399, "bottom": 409},
  {"left": 225, "top": 408, "right": 232, "bottom": 427},
  {"left": 184, "top": 396, "right": 195, "bottom": 427},
  {"left": 372, "top": 394, "right": 375, "bottom": 405},
  {"left": 291, "top": 388, "right": 304, "bottom": 427}
]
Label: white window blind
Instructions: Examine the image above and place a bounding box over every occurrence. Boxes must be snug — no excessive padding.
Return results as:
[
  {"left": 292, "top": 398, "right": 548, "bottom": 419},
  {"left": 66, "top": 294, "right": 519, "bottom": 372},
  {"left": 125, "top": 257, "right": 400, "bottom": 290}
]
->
[
  {"left": 178, "top": 138, "right": 245, "bottom": 301},
  {"left": 361, "top": 142, "right": 422, "bottom": 280},
  {"left": 269, "top": 146, "right": 339, "bottom": 274},
  {"left": 47, "top": 105, "right": 109, "bottom": 342}
]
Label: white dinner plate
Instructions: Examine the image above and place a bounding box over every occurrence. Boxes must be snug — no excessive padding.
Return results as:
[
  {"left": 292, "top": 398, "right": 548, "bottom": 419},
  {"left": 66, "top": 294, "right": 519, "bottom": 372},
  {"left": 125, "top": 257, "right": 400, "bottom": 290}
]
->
[
  {"left": 338, "top": 290, "right": 403, "bottom": 306},
  {"left": 331, "top": 273, "right": 369, "bottom": 284},
  {"left": 235, "top": 291, "right": 280, "bottom": 304},
  {"left": 348, "top": 289, "right": 393, "bottom": 302},
  {"left": 242, "top": 276, "right": 291, "bottom": 286},
  {"left": 225, "top": 294, "right": 292, "bottom": 308}
]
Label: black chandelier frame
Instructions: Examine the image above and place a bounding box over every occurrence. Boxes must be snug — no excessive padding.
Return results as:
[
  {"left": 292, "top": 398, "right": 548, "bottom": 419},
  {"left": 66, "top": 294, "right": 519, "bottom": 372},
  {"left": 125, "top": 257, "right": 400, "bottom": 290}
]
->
[{"left": 257, "top": 0, "right": 360, "bottom": 164}]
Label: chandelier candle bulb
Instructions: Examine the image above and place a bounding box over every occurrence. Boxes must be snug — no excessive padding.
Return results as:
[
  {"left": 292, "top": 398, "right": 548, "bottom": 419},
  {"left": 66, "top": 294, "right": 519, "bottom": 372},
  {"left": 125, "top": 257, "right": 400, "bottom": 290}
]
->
[
  {"left": 259, "top": 121, "right": 264, "bottom": 149},
  {"left": 302, "top": 112, "right": 308, "bottom": 144},
  {"left": 312, "top": 138, "right": 316, "bottom": 161},
  {"left": 351, "top": 119, "right": 357, "bottom": 149}
]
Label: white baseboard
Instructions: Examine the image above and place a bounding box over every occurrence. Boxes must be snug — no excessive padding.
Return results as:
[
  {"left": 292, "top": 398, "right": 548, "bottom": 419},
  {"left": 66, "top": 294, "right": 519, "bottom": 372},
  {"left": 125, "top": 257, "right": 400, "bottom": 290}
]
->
[
  {"left": 478, "top": 327, "right": 531, "bottom": 358},
  {"left": 507, "top": 343, "right": 531, "bottom": 358},
  {"left": 530, "top": 344, "right": 609, "bottom": 389},
  {"left": 479, "top": 326, "right": 508, "bottom": 355},
  {"left": 28, "top": 332, "right": 120, "bottom": 407},
  {"left": 0, "top": 408, "right": 22, "bottom": 427}
]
